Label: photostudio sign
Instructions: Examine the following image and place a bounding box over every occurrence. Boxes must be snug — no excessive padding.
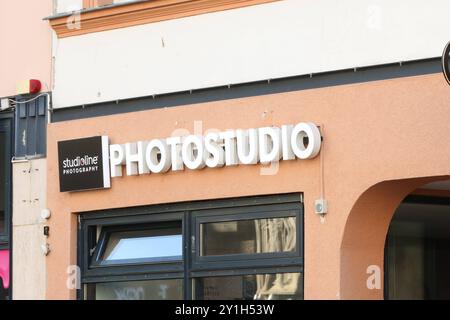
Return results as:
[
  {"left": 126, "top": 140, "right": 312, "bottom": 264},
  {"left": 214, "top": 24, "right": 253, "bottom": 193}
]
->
[
  {"left": 58, "top": 136, "right": 110, "bottom": 192},
  {"left": 109, "top": 122, "right": 321, "bottom": 177},
  {"left": 57, "top": 122, "right": 322, "bottom": 192}
]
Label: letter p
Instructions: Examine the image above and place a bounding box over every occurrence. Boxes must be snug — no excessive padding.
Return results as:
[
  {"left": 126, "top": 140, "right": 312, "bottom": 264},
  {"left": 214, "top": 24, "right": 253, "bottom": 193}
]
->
[{"left": 110, "top": 144, "right": 125, "bottom": 177}]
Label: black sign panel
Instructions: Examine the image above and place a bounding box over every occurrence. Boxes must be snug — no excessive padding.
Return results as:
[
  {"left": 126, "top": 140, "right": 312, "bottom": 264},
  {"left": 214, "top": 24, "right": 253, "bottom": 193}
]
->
[{"left": 58, "top": 136, "right": 110, "bottom": 192}]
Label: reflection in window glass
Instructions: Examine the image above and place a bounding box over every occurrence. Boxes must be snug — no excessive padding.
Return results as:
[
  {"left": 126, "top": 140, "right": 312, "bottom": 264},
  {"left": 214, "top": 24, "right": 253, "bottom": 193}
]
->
[
  {"left": 95, "top": 279, "right": 183, "bottom": 300},
  {"left": 102, "top": 226, "right": 182, "bottom": 263},
  {"left": 195, "top": 273, "right": 303, "bottom": 300},
  {"left": 201, "top": 217, "right": 296, "bottom": 256}
]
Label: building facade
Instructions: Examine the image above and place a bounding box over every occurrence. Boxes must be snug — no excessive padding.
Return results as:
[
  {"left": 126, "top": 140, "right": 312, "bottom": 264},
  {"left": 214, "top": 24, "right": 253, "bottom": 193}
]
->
[
  {"left": 1, "top": 0, "right": 450, "bottom": 300},
  {"left": 0, "top": 0, "right": 53, "bottom": 300}
]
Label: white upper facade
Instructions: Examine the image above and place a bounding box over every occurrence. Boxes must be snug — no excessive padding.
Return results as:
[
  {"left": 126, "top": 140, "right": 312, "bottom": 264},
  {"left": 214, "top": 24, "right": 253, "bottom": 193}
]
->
[
  {"left": 55, "top": 0, "right": 134, "bottom": 13},
  {"left": 52, "top": 0, "right": 450, "bottom": 109}
]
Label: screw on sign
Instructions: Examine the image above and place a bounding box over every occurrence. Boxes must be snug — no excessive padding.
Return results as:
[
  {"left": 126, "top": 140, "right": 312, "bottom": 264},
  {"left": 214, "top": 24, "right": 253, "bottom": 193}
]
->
[{"left": 443, "top": 41, "right": 450, "bottom": 86}]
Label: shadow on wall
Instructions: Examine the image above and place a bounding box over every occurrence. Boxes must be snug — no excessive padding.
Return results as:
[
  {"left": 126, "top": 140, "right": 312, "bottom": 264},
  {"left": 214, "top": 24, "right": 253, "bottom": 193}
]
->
[{"left": 339, "top": 176, "right": 450, "bottom": 300}]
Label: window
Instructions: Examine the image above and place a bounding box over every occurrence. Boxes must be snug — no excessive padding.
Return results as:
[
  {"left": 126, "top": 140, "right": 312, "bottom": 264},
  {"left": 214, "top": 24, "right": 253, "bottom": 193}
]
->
[
  {"left": 79, "top": 194, "right": 303, "bottom": 300},
  {"left": 94, "top": 279, "right": 183, "bottom": 300},
  {"left": 194, "top": 273, "right": 303, "bottom": 300},
  {"left": 200, "top": 217, "right": 297, "bottom": 256},
  {"left": 94, "top": 222, "right": 182, "bottom": 265}
]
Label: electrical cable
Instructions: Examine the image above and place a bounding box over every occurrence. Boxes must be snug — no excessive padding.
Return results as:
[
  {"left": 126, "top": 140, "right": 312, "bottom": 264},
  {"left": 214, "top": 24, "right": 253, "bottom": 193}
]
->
[{"left": 8, "top": 92, "right": 49, "bottom": 104}]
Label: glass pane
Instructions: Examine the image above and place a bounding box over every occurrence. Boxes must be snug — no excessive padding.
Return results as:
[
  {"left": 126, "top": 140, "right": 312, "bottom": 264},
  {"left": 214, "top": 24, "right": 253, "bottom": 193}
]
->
[
  {"left": 0, "top": 132, "right": 6, "bottom": 235},
  {"left": 95, "top": 279, "right": 183, "bottom": 300},
  {"left": 195, "top": 273, "right": 303, "bottom": 300},
  {"left": 101, "top": 225, "right": 182, "bottom": 263},
  {"left": 200, "top": 216, "right": 296, "bottom": 256}
]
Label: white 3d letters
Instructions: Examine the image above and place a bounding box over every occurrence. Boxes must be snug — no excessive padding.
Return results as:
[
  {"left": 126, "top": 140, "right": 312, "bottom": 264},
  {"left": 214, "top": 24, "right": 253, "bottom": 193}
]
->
[
  {"left": 258, "top": 127, "right": 282, "bottom": 165},
  {"left": 166, "top": 136, "right": 184, "bottom": 171},
  {"left": 205, "top": 132, "right": 225, "bottom": 168},
  {"left": 236, "top": 129, "right": 259, "bottom": 165},
  {"left": 220, "top": 130, "right": 238, "bottom": 166},
  {"left": 109, "top": 122, "right": 322, "bottom": 177},
  {"left": 291, "top": 122, "right": 321, "bottom": 159},
  {"left": 181, "top": 135, "right": 207, "bottom": 170},
  {"left": 125, "top": 141, "right": 149, "bottom": 176},
  {"left": 145, "top": 139, "right": 171, "bottom": 173},
  {"left": 110, "top": 144, "right": 125, "bottom": 177},
  {"left": 281, "top": 125, "right": 295, "bottom": 160}
]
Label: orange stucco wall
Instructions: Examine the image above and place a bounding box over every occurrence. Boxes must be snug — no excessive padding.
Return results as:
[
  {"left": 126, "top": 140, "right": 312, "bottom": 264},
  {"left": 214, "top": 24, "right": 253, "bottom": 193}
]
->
[
  {"left": 340, "top": 176, "right": 450, "bottom": 299},
  {"left": 0, "top": 0, "right": 53, "bottom": 97},
  {"left": 46, "top": 73, "right": 450, "bottom": 299}
]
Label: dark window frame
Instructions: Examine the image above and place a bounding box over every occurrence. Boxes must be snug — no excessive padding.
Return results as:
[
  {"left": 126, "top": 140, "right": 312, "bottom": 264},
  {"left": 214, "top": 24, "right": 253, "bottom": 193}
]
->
[
  {"left": 80, "top": 211, "right": 185, "bottom": 282},
  {"left": 78, "top": 193, "right": 303, "bottom": 300},
  {"left": 192, "top": 269, "right": 305, "bottom": 300},
  {"left": 191, "top": 204, "right": 302, "bottom": 271}
]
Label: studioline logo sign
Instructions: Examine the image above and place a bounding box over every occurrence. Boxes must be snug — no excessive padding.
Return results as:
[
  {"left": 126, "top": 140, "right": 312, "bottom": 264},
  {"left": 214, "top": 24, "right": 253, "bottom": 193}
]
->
[
  {"left": 58, "top": 136, "right": 111, "bottom": 192},
  {"left": 58, "top": 122, "right": 321, "bottom": 192},
  {"left": 443, "top": 41, "right": 450, "bottom": 86}
]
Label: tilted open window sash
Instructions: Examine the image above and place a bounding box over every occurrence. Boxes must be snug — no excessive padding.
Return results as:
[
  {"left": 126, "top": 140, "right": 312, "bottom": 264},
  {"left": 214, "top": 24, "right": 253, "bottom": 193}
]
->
[{"left": 92, "top": 221, "right": 183, "bottom": 267}]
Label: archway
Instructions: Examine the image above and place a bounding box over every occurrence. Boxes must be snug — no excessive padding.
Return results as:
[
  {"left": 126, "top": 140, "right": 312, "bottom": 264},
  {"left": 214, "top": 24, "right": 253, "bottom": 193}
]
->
[
  {"left": 385, "top": 183, "right": 450, "bottom": 299},
  {"left": 340, "top": 176, "right": 450, "bottom": 299}
]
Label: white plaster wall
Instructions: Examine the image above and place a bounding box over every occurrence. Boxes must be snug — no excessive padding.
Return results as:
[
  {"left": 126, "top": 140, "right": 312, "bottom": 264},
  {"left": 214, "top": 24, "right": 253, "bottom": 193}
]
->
[
  {"left": 56, "top": 0, "right": 83, "bottom": 13},
  {"left": 52, "top": 0, "right": 450, "bottom": 108},
  {"left": 56, "top": 0, "right": 141, "bottom": 13}
]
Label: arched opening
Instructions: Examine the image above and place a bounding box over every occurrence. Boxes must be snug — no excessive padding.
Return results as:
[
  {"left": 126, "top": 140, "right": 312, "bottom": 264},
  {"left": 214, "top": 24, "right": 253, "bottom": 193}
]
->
[
  {"left": 340, "top": 176, "right": 450, "bottom": 299},
  {"left": 385, "top": 182, "right": 450, "bottom": 300}
]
